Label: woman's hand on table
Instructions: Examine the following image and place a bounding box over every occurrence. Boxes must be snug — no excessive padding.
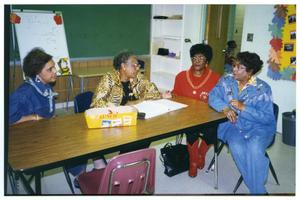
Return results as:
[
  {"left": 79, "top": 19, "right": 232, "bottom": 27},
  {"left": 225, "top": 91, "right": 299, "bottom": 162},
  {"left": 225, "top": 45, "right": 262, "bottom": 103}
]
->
[{"left": 161, "top": 91, "right": 172, "bottom": 99}]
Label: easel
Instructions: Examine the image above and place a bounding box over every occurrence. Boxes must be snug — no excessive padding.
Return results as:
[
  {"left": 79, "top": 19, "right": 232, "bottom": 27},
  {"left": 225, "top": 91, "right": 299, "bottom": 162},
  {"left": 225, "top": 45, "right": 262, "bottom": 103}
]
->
[
  {"left": 10, "top": 5, "right": 17, "bottom": 91},
  {"left": 65, "top": 74, "right": 74, "bottom": 110}
]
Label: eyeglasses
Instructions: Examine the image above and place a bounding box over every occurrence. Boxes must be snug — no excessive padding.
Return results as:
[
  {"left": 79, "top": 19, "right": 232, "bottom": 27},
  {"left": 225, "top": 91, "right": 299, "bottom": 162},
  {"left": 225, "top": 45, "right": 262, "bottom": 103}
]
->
[
  {"left": 232, "top": 62, "right": 246, "bottom": 71},
  {"left": 126, "top": 61, "right": 140, "bottom": 68},
  {"left": 191, "top": 54, "right": 206, "bottom": 62}
]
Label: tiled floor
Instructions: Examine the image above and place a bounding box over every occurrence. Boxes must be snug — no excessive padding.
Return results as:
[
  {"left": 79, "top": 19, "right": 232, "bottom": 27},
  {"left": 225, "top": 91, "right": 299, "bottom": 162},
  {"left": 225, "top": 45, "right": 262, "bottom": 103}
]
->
[{"left": 6, "top": 108, "right": 296, "bottom": 195}]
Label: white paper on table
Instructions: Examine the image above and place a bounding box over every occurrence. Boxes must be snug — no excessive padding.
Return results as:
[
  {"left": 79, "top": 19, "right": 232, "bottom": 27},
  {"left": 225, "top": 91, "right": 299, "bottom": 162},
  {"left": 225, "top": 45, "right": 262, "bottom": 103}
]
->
[{"left": 133, "top": 99, "right": 188, "bottom": 119}]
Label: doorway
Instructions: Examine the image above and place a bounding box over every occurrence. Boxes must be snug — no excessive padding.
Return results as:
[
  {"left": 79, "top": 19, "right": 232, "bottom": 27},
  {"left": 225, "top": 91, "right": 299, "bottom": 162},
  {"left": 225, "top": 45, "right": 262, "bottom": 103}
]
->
[{"left": 205, "top": 5, "right": 245, "bottom": 75}]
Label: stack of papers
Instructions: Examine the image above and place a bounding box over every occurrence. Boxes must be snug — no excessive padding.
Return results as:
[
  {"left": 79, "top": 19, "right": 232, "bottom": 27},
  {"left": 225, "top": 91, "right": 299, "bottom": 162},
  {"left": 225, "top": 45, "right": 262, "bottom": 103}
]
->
[{"left": 133, "top": 99, "right": 188, "bottom": 119}]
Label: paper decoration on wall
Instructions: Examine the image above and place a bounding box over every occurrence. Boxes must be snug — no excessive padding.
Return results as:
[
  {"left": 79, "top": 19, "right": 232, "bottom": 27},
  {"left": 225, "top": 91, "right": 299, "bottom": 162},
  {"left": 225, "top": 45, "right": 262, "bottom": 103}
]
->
[
  {"left": 57, "top": 57, "right": 71, "bottom": 75},
  {"left": 267, "top": 5, "right": 296, "bottom": 81},
  {"left": 54, "top": 13, "right": 62, "bottom": 25},
  {"left": 10, "top": 13, "right": 21, "bottom": 24}
]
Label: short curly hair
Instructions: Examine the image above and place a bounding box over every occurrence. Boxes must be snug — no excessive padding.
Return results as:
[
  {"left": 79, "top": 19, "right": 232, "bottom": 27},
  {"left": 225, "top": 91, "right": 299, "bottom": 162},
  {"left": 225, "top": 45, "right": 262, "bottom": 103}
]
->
[
  {"left": 190, "top": 43, "right": 213, "bottom": 63},
  {"left": 236, "top": 51, "right": 263, "bottom": 75},
  {"left": 23, "top": 48, "right": 53, "bottom": 78},
  {"left": 113, "top": 51, "right": 135, "bottom": 70}
]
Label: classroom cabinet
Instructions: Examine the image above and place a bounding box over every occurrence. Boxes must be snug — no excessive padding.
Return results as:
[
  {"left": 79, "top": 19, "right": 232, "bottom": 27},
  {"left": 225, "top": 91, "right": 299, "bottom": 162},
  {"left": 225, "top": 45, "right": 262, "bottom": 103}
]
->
[{"left": 150, "top": 5, "right": 207, "bottom": 91}]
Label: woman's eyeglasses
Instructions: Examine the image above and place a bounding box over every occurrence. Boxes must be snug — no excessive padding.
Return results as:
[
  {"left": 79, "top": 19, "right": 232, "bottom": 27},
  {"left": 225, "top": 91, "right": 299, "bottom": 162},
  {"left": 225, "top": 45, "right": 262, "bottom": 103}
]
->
[
  {"left": 126, "top": 62, "right": 140, "bottom": 68},
  {"left": 233, "top": 62, "right": 246, "bottom": 71},
  {"left": 191, "top": 54, "right": 206, "bottom": 62}
]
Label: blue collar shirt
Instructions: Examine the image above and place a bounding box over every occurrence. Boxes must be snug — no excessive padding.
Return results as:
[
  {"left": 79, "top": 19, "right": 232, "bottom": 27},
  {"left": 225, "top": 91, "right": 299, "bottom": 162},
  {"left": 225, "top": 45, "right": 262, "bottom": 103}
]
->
[{"left": 9, "top": 77, "right": 55, "bottom": 125}]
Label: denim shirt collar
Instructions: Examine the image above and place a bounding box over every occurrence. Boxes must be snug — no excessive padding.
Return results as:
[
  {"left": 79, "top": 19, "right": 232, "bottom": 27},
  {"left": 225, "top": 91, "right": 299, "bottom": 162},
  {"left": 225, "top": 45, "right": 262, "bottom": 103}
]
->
[{"left": 26, "top": 76, "right": 55, "bottom": 113}]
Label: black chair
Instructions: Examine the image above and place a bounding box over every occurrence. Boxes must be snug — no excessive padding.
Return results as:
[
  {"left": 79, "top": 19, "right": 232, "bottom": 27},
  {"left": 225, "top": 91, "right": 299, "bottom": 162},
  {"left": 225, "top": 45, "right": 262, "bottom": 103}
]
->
[
  {"left": 206, "top": 103, "right": 280, "bottom": 193},
  {"left": 63, "top": 91, "right": 94, "bottom": 194},
  {"left": 73, "top": 91, "right": 94, "bottom": 113}
]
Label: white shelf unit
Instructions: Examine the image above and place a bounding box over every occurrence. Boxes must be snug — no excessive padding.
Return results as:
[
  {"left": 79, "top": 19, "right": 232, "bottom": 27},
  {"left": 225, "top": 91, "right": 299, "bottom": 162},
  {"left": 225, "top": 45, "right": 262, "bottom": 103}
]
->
[
  {"left": 151, "top": 54, "right": 182, "bottom": 91},
  {"left": 150, "top": 5, "right": 206, "bottom": 91},
  {"left": 150, "top": 5, "right": 184, "bottom": 91}
]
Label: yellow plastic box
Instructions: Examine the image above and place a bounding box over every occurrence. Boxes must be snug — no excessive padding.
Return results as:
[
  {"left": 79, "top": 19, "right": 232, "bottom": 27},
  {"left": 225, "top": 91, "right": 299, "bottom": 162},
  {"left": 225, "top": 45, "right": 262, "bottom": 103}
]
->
[{"left": 84, "top": 106, "right": 137, "bottom": 129}]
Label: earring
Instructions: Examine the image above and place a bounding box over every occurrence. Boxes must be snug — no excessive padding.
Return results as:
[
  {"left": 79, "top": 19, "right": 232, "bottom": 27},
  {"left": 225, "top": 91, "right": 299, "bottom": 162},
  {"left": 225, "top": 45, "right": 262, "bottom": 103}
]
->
[
  {"left": 35, "top": 75, "right": 41, "bottom": 82},
  {"left": 121, "top": 63, "right": 126, "bottom": 71}
]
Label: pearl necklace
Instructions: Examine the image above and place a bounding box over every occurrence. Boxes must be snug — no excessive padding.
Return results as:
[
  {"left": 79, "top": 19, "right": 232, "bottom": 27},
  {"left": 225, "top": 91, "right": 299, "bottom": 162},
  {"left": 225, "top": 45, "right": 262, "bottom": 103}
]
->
[{"left": 186, "top": 69, "right": 212, "bottom": 95}]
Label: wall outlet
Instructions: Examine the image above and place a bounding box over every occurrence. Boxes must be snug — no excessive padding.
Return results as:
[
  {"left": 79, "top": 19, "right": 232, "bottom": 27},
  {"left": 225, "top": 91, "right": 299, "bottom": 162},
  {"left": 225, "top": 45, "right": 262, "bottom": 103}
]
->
[{"left": 247, "top": 33, "right": 254, "bottom": 42}]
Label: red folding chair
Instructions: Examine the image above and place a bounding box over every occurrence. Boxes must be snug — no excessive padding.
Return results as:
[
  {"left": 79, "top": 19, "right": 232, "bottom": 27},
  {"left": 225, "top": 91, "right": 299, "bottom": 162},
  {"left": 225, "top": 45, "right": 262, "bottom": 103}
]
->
[{"left": 78, "top": 148, "right": 156, "bottom": 194}]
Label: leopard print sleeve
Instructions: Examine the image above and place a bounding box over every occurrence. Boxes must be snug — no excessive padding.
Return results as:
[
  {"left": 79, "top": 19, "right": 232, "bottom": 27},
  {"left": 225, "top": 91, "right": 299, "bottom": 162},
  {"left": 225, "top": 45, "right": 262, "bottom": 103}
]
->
[
  {"left": 91, "top": 73, "right": 113, "bottom": 108},
  {"left": 132, "top": 72, "right": 161, "bottom": 100}
]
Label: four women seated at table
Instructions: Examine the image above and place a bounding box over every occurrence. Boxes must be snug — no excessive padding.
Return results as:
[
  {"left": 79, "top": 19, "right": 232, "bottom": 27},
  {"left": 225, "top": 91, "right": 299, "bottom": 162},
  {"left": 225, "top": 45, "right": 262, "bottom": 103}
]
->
[{"left": 9, "top": 45, "right": 276, "bottom": 194}]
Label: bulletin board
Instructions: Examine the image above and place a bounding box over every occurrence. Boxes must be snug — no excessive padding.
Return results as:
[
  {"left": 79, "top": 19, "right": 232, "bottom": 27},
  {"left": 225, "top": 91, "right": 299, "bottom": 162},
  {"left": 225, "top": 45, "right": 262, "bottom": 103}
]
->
[{"left": 267, "top": 5, "right": 296, "bottom": 81}]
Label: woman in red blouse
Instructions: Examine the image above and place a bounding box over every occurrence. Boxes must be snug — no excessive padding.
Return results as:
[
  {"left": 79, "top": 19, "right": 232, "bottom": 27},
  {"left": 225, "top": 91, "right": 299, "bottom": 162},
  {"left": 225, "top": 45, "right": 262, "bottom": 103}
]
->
[{"left": 172, "top": 43, "right": 220, "bottom": 177}]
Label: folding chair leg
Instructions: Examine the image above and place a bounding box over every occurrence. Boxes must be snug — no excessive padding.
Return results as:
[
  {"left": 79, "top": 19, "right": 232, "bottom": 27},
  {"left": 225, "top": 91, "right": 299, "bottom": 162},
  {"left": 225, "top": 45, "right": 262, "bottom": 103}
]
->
[
  {"left": 63, "top": 167, "right": 75, "bottom": 194},
  {"left": 233, "top": 175, "right": 243, "bottom": 194},
  {"left": 269, "top": 161, "right": 279, "bottom": 185},
  {"left": 265, "top": 153, "right": 279, "bottom": 185},
  {"left": 206, "top": 142, "right": 225, "bottom": 172},
  {"left": 206, "top": 156, "right": 215, "bottom": 172}
]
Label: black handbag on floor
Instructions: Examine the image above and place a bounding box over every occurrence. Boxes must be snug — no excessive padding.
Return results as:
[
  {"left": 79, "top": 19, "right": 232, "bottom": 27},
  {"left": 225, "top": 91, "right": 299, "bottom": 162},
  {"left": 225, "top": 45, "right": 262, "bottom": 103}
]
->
[{"left": 160, "top": 134, "right": 189, "bottom": 177}]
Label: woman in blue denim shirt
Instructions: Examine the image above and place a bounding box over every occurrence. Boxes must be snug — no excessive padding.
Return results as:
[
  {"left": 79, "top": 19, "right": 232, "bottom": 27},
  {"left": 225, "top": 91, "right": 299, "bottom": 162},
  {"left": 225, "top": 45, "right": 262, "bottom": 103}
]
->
[
  {"left": 208, "top": 52, "right": 276, "bottom": 194},
  {"left": 9, "top": 48, "right": 57, "bottom": 125}
]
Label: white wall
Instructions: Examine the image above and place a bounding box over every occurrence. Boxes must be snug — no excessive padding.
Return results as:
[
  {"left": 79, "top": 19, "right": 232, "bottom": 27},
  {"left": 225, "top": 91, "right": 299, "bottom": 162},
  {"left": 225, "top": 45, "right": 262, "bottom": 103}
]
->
[{"left": 241, "top": 5, "right": 296, "bottom": 133}]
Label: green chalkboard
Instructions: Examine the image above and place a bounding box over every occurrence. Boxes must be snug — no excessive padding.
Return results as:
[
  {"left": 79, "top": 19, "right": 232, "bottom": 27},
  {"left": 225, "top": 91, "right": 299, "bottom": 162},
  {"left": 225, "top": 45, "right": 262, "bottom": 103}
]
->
[{"left": 11, "top": 5, "right": 151, "bottom": 58}]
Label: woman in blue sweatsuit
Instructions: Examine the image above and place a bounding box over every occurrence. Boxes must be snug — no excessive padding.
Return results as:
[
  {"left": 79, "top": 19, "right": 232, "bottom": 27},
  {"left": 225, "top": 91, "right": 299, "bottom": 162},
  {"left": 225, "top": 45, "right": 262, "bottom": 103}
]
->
[{"left": 208, "top": 51, "right": 276, "bottom": 194}]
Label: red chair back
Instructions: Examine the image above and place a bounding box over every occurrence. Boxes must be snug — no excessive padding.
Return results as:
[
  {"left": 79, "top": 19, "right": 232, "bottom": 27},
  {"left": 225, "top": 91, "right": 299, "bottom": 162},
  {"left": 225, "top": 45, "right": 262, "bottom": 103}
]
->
[{"left": 98, "top": 148, "right": 156, "bottom": 194}]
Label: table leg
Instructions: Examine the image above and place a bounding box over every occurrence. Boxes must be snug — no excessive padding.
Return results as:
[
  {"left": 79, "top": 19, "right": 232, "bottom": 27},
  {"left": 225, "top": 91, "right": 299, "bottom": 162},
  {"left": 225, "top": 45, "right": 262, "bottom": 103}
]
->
[
  {"left": 66, "top": 75, "right": 74, "bottom": 110},
  {"left": 17, "top": 172, "right": 35, "bottom": 194},
  {"left": 35, "top": 172, "right": 41, "bottom": 194},
  {"left": 7, "top": 166, "right": 19, "bottom": 194},
  {"left": 80, "top": 77, "right": 84, "bottom": 93},
  {"left": 15, "top": 171, "right": 42, "bottom": 194},
  {"left": 214, "top": 150, "right": 218, "bottom": 189},
  {"left": 213, "top": 126, "right": 218, "bottom": 189}
]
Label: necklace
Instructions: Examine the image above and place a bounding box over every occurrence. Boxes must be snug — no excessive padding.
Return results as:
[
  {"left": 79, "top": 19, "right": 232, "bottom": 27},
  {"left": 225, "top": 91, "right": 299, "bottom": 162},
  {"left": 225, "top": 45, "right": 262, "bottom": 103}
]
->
[
  {"left": 238, "top": 76, "right": 253, "bottom": 93},
  {"left": 186, "top": 69, "right": 212, "bottom": 95}
]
